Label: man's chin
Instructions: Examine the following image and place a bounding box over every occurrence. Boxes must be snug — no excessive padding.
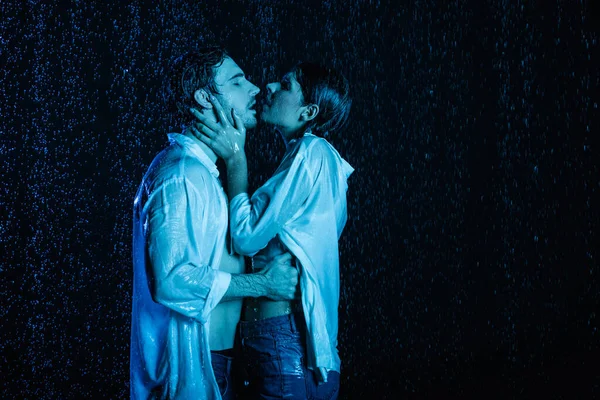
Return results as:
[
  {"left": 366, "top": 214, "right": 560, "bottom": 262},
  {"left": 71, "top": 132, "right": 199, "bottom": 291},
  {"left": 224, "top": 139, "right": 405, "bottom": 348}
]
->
[
  {"left": 244, "top": 116, "right": 258, "bottom": 129},
  {"left": 258, "top": 110, "right": 271, "bottom": 124}
]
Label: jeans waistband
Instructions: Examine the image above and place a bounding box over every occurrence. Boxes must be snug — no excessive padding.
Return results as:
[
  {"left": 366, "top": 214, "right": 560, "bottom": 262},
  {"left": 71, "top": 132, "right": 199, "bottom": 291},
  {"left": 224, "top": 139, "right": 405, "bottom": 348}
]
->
[
  {"left": 210, "top": 351, "right": 233, "bottom": 375},
  {"left": 239, "top": 312, "right": 305, "bottom": 338}
]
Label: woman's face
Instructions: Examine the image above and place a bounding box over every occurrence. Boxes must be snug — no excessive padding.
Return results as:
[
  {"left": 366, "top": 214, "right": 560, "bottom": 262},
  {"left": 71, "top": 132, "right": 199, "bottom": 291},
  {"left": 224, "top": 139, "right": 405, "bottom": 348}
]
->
[{"left": 261, "top": 71, "right": 309, "bottom": 135}]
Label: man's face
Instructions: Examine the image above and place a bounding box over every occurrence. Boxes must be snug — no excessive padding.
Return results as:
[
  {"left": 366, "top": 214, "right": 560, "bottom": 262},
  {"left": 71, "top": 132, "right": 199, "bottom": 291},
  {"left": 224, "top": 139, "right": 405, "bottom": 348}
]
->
[{"left": 212, "top": 57, "right": 260, "bottom": 129}]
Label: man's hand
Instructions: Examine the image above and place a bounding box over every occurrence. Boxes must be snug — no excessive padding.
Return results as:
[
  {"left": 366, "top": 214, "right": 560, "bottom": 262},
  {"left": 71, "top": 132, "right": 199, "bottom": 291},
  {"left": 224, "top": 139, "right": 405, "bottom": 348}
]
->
[
  {"left": 251, "top": 253, "right": 270, "bottom": 271},
  {"left": 223, "top": 252, "right": 300, "bottom": 302},
  {"left": 189, "top": 96, "right": 246, "bottom": 162},
  {"left": 259, "top": 253, "right": 299, "bottom": 301}
]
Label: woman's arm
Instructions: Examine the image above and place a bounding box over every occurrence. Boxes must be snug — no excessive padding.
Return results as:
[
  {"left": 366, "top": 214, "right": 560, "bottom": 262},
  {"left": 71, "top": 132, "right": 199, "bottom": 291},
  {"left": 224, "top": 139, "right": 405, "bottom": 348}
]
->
[
  {"left": 189, "top": 97, "right": 249, "bottom": 198},
  {"left": 189, "top": 100, "right": 315, "bottom": 254},
  {"left": 224, "top": 151, "right": 248, "bottom": 199}
]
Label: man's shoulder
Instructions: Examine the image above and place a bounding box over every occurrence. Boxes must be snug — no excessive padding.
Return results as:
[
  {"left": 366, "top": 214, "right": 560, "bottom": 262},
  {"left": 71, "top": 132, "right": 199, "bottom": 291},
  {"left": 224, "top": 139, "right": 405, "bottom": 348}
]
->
[{"left": 145, "top": 144, "right": 217, "bottom": 190}]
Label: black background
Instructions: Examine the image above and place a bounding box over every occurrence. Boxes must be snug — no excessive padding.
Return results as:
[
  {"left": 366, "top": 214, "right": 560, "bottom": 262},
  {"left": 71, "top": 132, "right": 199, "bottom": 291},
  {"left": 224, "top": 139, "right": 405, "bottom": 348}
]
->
[{"left": 1, "top": 0, "right": 599, "bottom": 398}]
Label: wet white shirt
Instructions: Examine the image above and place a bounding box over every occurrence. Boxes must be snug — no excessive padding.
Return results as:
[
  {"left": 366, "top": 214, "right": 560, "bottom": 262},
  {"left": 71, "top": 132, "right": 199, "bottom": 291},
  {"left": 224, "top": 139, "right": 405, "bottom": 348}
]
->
[
  {"left": 130, "top": 133, "right": 231, "bottom": 399},
  {"left": 230, "top": 132, "right": 354, "bottom": 381}
]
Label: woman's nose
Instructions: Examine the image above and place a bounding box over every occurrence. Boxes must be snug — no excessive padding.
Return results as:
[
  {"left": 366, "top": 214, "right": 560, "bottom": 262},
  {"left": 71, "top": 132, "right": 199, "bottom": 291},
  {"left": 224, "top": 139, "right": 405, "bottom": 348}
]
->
[{"left": 266, "top": 82, "right": 277, "bottom": 94}]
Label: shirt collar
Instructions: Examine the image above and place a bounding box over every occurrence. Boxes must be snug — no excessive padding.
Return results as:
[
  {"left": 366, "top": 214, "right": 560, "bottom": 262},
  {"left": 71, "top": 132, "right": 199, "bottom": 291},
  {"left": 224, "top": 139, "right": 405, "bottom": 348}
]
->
[
  {"left": 286, "top": 129, "right": 314, "bottom": 152},
  {"left": 167, "top": 133, "right": 220, "bottom": 178}
]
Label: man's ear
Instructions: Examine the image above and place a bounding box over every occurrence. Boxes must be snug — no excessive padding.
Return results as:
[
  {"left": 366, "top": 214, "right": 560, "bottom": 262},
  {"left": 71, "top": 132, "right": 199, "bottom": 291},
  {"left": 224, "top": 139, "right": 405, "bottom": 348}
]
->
[
  {"left": 194, "top": 89, "right": 213, "bottom": 109},
  {"left": 300, "top": 104, "right": 319, "bottom": 122}
]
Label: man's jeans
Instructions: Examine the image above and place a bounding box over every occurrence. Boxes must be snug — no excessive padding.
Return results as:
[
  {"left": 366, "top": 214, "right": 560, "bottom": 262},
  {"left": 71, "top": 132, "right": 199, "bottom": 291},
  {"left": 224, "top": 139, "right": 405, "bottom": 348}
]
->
[
  {"left": 211, "top": 350, "right": 236, "bottom": 400},
  {"left": 238, "top": 313, "right": 340, "bottom": 400}
]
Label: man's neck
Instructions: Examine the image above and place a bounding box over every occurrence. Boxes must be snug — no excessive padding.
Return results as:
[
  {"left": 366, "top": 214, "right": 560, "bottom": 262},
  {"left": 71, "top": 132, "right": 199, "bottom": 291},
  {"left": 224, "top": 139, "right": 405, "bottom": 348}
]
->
[{"left": 182, "top": 126, "right": 218, "bottom": 163}]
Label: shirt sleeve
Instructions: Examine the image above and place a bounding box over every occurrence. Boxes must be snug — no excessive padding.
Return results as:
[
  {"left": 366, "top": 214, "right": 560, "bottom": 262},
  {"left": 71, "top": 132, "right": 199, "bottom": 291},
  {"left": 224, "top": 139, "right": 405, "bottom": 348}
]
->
[
  {"left": 144, "top": 177, "right": 231, "bottom": 324},
  {"left": 229, "top": 153, "right": 315, "bottom": 256}
]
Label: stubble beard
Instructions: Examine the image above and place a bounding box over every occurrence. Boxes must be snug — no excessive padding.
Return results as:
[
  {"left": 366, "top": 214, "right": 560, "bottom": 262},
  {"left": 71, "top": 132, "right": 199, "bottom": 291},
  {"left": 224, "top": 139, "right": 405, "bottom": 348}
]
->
[{"left": 243, "top": 113, "right": 258, "bottom": 129}]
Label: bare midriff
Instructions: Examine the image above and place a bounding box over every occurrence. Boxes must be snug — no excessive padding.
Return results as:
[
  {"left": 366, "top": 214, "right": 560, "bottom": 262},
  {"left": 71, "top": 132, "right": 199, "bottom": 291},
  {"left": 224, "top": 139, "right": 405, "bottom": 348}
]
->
[
  {"left": 243, "top": 297, "right": 303, "bottom": 321},
  {"left": 209, "top": 243, "right": 245, "bottom": 351},
  {"left": 243, "top": 238, "right": 303, "bottom": 322}
]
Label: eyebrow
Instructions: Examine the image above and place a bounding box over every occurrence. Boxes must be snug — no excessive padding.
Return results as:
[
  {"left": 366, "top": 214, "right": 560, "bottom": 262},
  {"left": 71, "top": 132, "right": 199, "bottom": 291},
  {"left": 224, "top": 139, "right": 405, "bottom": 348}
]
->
[{"left": 228, "top": 72, "right": 245, "bottom": 81}]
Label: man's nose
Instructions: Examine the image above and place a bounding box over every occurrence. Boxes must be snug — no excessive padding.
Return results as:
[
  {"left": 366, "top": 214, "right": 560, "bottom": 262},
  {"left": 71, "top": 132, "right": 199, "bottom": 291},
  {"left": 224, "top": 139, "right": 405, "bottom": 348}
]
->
[{"left": 249, "top": 82, "right": 260, "bottom": 96}]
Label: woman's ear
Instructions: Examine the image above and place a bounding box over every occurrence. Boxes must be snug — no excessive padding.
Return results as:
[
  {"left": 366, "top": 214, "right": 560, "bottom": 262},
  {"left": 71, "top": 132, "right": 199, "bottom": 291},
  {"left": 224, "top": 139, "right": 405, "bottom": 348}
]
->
[
  {"left": 300, "top": 104, "right": 319, "bottom": 122},
  {"left": 194, "top": 89, "right": 213, "bottom": 109}
]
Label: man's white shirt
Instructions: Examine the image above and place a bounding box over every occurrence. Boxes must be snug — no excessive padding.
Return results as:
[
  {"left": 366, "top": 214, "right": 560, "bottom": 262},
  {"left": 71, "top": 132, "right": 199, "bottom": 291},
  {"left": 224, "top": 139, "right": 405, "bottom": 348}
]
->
[{"left": 131, "top": 133, "right": 230, "bottom": 399}]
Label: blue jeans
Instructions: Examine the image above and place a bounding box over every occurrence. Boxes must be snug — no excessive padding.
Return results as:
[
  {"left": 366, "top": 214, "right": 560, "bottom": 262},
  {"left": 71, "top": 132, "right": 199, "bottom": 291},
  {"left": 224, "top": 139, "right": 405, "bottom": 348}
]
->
[
  {"left": 238, "top": 313, "right": 340, "bottom": 400},
  {"left": 211, "top": 350, "right": 236, "bottom": 400}
]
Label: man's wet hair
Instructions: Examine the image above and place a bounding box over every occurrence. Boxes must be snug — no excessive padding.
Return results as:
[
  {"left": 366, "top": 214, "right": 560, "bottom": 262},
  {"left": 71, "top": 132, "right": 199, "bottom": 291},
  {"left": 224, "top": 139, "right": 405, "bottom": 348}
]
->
[
  {"left": 292, "top": 62, "right": 352, "bottom": 137},
  {"left": 163, "top": 47, "right": 228, "bottom": 128}
]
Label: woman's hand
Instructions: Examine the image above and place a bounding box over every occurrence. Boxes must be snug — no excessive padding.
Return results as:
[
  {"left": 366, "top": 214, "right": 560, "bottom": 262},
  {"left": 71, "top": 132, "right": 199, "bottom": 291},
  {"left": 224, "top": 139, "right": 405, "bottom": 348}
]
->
[{"left": 189, "top": 95, "right": 246, "bottom": 162}]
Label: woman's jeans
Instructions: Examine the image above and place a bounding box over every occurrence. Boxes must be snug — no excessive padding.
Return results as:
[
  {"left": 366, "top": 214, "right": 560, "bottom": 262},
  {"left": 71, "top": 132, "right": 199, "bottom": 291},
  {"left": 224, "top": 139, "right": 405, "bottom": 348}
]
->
[
  {"left": 238, "top": 313, "right": 340, "bottom": 400},
  {"left": 211, "top": 350, "right": 236, "bottom": 400}
]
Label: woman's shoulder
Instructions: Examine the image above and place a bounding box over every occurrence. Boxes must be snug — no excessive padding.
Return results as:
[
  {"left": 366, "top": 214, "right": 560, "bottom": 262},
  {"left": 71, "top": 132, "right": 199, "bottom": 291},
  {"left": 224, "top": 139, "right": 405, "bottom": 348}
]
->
[
  {"left": 297, "top": 133, "right": 354, "bottom": 179},
  {"left": 297, "top": 133, "right": 338, "bottom": 158}
]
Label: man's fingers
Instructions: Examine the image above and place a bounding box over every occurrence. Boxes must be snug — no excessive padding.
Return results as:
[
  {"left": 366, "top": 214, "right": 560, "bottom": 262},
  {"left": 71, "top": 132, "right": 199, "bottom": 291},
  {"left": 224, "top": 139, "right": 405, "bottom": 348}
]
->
[
  {"left": 274, "top": 252, "right": 293, "bottom": 263},
  {"left": 290, "top": 282, "right": 300, "bottom": 300},
  {"left": 253, "top": 255, "right": 267, "bottom": 266}
]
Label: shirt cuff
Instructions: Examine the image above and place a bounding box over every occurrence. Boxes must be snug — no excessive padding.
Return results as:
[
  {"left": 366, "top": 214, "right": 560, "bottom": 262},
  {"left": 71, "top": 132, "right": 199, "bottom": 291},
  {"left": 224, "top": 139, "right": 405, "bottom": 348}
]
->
[
  {"left": 205, "top": 270, "right": 232, "bottom": 312},
  {"left": 229, "top": 192, "right": 250, "bottom": 211}
]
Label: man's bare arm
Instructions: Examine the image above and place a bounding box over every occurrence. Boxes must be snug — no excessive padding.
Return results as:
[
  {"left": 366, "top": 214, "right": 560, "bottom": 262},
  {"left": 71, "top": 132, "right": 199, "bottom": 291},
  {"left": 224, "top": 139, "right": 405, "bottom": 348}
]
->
[{"left": 221, "top": 253, "right": 298, "bottom": 301}]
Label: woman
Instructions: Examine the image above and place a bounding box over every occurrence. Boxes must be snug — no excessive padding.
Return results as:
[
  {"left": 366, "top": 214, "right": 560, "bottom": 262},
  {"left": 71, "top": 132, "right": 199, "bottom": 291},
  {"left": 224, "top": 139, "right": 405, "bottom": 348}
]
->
[{"left": 190, "top": 62, "right": 353, "bottom": 399}]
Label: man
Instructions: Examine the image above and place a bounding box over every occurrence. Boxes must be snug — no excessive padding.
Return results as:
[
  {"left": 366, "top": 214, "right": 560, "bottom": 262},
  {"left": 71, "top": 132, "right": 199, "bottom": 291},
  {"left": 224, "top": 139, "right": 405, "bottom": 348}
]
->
[{"left": 130, "top": 47, "right": 298, "bottom": 400}]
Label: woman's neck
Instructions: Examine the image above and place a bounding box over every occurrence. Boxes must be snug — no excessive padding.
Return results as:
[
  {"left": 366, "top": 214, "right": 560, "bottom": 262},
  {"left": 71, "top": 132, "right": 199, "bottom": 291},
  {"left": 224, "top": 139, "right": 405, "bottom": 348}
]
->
[{"left": 278, "top": 126, "right": 308, "bottom": 146}]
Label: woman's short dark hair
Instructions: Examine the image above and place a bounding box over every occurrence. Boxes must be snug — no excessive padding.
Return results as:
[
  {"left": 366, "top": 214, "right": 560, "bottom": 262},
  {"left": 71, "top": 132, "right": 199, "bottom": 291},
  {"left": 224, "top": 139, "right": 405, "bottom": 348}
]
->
[
  {"left": 291, "top": 62, "right": 351, "bottom": 137},
  {"left": 163, "top": 47, "right": 228, "bottom": 128}
]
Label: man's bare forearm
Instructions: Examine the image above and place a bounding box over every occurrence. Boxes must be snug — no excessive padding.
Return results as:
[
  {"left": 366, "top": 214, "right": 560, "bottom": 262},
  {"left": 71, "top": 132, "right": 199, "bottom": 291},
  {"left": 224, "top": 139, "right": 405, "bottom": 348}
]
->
[
  {"left": 221, "top": 272, "right": 268, "bottom": 301},
  {"left": 221, "top": 253, "right": 298, "bottom": 302}
]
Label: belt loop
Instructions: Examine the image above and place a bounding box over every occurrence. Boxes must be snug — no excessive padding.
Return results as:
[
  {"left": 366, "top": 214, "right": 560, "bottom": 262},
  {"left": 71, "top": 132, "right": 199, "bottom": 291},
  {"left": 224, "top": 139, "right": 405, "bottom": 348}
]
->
[
  {"left": 226, "top": 356, "right": 232, "bottom": 375},
  {"left": 289, "top": 312, "right": 297, "bottom": 333}
]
